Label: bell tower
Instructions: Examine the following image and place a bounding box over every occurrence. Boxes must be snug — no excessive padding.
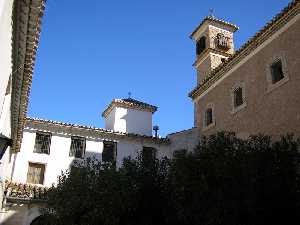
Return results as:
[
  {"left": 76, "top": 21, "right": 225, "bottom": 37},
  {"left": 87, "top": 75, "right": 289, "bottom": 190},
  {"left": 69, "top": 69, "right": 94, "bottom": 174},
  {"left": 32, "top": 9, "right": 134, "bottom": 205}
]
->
[{"left": 190, "top": 16, "right": 238, "bottom": 84}]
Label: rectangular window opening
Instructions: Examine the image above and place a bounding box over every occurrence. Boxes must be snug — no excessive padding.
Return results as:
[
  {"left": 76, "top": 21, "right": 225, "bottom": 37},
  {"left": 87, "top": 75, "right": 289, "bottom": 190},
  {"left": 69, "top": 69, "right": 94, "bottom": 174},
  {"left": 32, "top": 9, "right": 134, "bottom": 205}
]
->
[
  {"left": 34, "top": 132, "right": 51, "bottom": 154},
  {"left": 142, "top": 147, "right": 156, "bottom": 167},
  {"left": 27, "top": 163, "right": 45, "bottom": 184},
  {"left": 205, "top": 108, "right": 213, "bottom": 126},
  {"left": 102, "top": 141, "right": 117, "bottom": 164},
  {"left": 69, "top": 136, "right": 86, "bottom": 158},
  {"left": 234, "top": 87, "right": 244, "bottom": 107},
  {"left": 270, "top": 60, "right": 284, "bottom": 84}
]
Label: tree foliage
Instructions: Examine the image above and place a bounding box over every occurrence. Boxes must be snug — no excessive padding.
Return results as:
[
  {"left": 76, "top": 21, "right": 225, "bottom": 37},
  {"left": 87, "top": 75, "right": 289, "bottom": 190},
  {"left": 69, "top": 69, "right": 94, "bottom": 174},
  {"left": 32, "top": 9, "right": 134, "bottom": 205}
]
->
[{"left": 46, "top": 132, "right": 300, "bottom": 225}]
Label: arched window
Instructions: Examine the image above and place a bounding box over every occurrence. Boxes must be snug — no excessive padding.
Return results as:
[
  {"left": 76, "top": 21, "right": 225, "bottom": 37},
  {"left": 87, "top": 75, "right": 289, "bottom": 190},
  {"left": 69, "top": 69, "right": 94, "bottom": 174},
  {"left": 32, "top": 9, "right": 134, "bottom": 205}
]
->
[{"left": 196, "top": 36, "right": 206, "bottom": 55}]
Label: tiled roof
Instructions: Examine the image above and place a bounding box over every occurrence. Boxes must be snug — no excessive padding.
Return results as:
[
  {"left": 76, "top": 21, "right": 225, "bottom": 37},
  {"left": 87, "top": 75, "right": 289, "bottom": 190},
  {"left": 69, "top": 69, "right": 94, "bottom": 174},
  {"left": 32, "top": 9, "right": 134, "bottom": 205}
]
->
[
  {"left": 102, "top": 98, "right": 158, "bottom": 118},
  {"left": 190, "top": 16, "right": 239, "bottom": 39},
  {"left": 26, "top": 117, "right": 169, "bottom": 144},
  {"left": 5, "top": 181, "right": 48, "bottom": 202},
  {"left": 11, "top": 0, "right": 46, "bottom": 152},
  {"left": 189, "top": 0, "right": 300, "bottom": 99}
]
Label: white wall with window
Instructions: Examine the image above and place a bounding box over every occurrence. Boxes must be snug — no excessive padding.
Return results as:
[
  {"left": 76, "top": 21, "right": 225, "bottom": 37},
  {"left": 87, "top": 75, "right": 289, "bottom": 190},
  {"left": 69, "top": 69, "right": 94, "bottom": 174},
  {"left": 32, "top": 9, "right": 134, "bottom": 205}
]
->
[{"left": 10, "top": 120, "right": 171, "bottom": 187}]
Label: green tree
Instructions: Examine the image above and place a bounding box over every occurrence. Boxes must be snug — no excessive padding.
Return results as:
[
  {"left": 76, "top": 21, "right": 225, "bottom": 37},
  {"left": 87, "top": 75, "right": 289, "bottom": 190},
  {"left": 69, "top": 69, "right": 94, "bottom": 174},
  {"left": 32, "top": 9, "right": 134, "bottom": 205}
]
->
[{"left": 45, "top": 132, "right": 300, "bottom": 225}]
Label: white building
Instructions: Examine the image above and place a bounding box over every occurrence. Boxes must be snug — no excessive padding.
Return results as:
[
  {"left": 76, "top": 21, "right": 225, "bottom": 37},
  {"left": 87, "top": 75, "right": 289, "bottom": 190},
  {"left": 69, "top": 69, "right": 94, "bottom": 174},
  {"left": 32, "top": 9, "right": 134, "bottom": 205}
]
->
[
  {"left": 10, "top": 98, "right": 200, "bottom": 187},
  {"left": 2, "top": 97, "right": 200, "bottom": 225}
]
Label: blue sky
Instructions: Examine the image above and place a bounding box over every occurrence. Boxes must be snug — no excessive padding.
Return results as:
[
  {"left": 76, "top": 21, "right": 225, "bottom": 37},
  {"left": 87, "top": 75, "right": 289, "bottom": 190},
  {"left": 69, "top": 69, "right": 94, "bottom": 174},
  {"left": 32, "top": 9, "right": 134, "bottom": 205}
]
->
[{"left": 29, "top": 0, "right": 290, "bottom": 136}]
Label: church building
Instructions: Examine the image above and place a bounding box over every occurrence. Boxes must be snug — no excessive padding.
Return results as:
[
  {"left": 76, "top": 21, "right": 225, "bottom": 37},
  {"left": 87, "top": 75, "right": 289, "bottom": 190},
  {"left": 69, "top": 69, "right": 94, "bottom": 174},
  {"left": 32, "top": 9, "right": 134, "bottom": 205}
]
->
[{"left": 189, "top": 0, "right": 300, "bottom": 139}]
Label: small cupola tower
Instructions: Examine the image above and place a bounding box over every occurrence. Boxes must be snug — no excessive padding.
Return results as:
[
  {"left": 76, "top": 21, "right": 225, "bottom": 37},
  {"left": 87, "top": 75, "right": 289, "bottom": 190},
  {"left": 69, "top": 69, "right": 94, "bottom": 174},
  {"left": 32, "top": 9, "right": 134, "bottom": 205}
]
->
[
  {"left": 102, "top": 98, "right": 157, "bottom": 136},
  {"left": 190, "top": 16, "right": 238, "bottom": 84}
]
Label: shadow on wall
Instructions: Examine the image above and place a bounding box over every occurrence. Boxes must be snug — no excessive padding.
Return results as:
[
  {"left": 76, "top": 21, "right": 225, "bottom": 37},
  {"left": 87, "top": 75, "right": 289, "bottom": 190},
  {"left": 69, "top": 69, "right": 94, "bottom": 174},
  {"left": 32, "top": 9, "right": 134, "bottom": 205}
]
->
[{"left": 121, "top": 110, "right": 151, "bottom": 136}]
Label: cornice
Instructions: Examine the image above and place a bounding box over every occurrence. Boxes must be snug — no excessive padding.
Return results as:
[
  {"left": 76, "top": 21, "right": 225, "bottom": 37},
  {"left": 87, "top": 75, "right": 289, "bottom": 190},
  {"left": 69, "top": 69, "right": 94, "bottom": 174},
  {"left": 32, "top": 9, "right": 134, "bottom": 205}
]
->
[
  {"left": 190, "top": 16, "right": 239, "bottom": 40},
  {"left": 193, "top": 48, "right": 232, "bottom": 67}
]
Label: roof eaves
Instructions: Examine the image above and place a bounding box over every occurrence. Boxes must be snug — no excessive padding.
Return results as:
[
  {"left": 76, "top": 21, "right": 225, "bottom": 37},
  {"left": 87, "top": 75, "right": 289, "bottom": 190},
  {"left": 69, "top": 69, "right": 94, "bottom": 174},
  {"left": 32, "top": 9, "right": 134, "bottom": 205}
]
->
[
  {"left": 190, "top": 16, "right": 239, "bottom": 39},
  {"left": 11, "top": 0, "right": 46, "bottom": 152},
  {"left": 102, "top": 99, "right": 158, "bottom": 118},
  {"left": 25, "top": 117, "right": 170, "bottom": 144}
]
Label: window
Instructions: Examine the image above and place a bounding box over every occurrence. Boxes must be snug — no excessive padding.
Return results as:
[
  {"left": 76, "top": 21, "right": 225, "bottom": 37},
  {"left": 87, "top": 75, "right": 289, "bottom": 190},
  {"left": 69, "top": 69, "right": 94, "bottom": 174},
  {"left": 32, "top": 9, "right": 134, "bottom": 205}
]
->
[
  {"left": 215, "top": 33, "right": 229, "bottom": 50},
  {"left": 266, "top": 54, "right": 289, "bottom": 92},
  {"left": 205, "top": 108, "right": 213, "bottom": 126},
  {"left": 34, "top": 132, "right": 51, "bottom": 154},
  {"left": 231, "top": 82, "right": 246, "bottom": 113},
  {"left": 142, "top": 147, "right": 156, "bottom": 167},
  {"left": 69, "top": 136, "right": 86, "bottom": 158},
  {"left": 196, "top": 36, "right": 206, "bottom": 55},
  {"left": 27, "top": 163, "right": 45, "bottom": 184},
  {"left": 270, "top": 60, "right": 284, "bottom": 84},
  {"left": 102, "top": 141, "right": 117, "bottom": 163},
  {"left": 203, "top": 103, "right": 215, "bottom": 130},
  {"left": 233, "top": 87, "right": 244, "bottom": 107}
]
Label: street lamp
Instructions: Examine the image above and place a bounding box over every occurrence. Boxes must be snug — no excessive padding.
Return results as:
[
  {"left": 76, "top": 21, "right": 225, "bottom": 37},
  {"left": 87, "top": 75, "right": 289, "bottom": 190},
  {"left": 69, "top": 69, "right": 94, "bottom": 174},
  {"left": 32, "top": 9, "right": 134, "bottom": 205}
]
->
[{"left": 0, "top": 134, "right": 12, "bottom": 160}]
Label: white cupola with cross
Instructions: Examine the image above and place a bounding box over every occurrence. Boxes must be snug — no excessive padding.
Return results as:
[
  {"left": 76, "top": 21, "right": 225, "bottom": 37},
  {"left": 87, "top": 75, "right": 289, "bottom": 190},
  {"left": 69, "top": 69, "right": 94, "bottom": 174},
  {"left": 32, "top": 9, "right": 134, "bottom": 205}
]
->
[
  {"left": 102, "top": 97, "right": 157, "bottom": 136},
  {"left": 190, "top": 16, "right": 238, "bottom": 84}
]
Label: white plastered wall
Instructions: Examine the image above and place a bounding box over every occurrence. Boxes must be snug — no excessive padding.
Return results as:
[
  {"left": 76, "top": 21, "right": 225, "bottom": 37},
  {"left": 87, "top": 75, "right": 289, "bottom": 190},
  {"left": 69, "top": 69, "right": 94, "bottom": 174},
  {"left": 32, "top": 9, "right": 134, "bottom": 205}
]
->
[
  {"left": 105, "top": 107, "right": 153, "bottom": 136},
  {"left": 0, "top": 0, "right": 13, "bottom": 138},
  {"left": 11, "top": 128, "right": 170, "bottom": 187}
]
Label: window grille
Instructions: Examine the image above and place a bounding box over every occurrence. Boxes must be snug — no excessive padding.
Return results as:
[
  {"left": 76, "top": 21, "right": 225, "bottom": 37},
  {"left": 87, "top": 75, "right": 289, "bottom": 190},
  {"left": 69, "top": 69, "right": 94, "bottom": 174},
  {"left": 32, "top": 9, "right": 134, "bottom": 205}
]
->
[
  {"left": 102, "top": 141, "right": 117, "bottom": 164},
  {"left": 34, "top": 132, "right": 51, "bottom": 154},
  {"left": 69, "top": 137, "right": 86, "bottom": 158},
  {"left": 27, "top": 163, "right": 45, "bottom": 184}
]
